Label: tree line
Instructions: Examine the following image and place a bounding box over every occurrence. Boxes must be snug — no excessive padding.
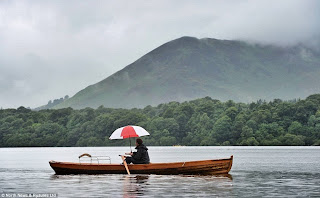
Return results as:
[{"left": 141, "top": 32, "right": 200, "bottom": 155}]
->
[{"left": 1, "top": 94, "right": 320, "bottom": 147}]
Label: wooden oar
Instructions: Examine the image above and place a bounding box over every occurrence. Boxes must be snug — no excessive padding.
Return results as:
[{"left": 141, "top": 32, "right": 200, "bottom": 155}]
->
[{"left": 120, "top": 155, "right": 130, "bottom": 175}]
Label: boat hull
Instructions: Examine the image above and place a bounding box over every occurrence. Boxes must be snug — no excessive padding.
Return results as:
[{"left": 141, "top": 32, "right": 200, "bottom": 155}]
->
[{"left": 49, "top": 156, "right": 233, "bottom": 175}]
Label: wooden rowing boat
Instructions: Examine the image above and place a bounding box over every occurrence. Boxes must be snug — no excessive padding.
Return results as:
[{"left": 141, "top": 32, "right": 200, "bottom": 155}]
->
[{"left": 49, "top": 155, "right": 233, "bottom": 175}]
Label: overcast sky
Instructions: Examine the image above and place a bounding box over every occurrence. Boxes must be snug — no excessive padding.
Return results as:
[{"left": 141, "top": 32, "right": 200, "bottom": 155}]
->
[{"left": 0, "top": 0, "right": 319, "bottom": 108}]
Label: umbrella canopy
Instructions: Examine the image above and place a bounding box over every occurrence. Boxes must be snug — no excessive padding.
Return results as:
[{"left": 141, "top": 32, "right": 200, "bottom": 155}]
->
[{"left": 109, "top": 125, "right": 150, "bottom": 140}]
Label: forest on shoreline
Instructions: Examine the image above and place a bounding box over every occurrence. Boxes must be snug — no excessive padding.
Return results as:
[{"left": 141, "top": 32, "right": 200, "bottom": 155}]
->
[{"left": 1, "top": 94, "right": 320, "bottom": 147}]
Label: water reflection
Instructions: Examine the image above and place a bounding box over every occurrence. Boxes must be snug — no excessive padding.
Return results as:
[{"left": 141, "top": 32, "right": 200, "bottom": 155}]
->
[
  {"left": 221, "top": 174, "right": 233, "bottom": 180},
  {"left": 49, "top": 173, "right": 232, "bottom": 198},
  {"left": 123, "top": 175, "right": 149, "bottom": 198},
  {"left": 182, "top": 174, "right": 233, "bottom": 180},
  {"left": 45, "top": 171, "right": 320, "bottom": 197}
]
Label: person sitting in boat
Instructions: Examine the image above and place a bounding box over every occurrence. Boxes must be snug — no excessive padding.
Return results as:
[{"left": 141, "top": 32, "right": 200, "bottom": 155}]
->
[{"left": 125, "top": 138, "right": 150, "bottom": 164}]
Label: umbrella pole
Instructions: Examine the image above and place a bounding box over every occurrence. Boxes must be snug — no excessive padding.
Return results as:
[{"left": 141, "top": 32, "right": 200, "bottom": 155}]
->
[{"left": 129, "top": 136, "right": 132, "bottom": 153}]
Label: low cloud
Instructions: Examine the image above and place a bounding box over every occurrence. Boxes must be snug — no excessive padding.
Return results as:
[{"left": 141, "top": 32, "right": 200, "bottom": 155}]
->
[{"left": 0, "top": 0, "right": 319, "bottom": 108}]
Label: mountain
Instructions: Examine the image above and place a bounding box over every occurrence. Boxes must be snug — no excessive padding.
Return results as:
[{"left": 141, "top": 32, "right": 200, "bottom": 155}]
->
[{"left": 53, "top": 36, "right": 320, "bottom": 109}]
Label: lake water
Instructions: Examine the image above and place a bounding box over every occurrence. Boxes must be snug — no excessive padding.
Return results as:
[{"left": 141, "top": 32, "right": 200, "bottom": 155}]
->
[{"left": 0, "top": 146, "right": 319, "bottom": 197}]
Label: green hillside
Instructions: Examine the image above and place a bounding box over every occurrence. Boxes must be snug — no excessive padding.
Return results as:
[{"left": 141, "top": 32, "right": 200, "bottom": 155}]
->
[
  {"left": 2, "top": 94, "right": 320, "bottom": 147},
  {"left": 54, "top": 36, "right": 320, "bottom": 109}
]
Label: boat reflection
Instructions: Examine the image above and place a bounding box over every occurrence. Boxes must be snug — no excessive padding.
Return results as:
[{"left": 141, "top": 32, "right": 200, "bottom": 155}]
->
[
  {"left": 122, "top": 173, "right": 232, "bottom": 197},
  {"left": 123, "top": 175, "right": 149, "bottom": 198},
  {"left": 181, "top": 173, "right": 233, "bottom": 180},
  {"left": 221, "top": 173, "right": 233, "bottom": 180}
]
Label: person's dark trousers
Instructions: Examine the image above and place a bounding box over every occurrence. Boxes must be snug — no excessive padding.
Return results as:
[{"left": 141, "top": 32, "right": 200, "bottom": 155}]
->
[
  {"left": 125, "top": 157, "right": 145, "bottom": 164},
  {"left": 125, "top": 157, "right": 134, "bottom": 164}
]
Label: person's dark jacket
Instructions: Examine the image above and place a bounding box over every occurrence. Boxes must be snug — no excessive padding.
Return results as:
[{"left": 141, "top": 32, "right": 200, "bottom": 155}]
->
[{"left": 132, "top": 144, "right": 150, "bottom": 164}]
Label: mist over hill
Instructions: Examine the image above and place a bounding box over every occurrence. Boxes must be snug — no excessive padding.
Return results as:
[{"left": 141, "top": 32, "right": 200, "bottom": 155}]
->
[{"left": 52, "top": 36, "right": 320, "bottom": 109}]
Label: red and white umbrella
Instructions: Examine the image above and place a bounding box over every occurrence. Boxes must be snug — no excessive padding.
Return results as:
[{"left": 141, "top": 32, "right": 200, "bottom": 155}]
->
[
  {"left": 109, "top": 125, "right": 150, "bottom": 140},
  {"left": 109, "top": 125, "right": 150, "bottom": 152}
]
